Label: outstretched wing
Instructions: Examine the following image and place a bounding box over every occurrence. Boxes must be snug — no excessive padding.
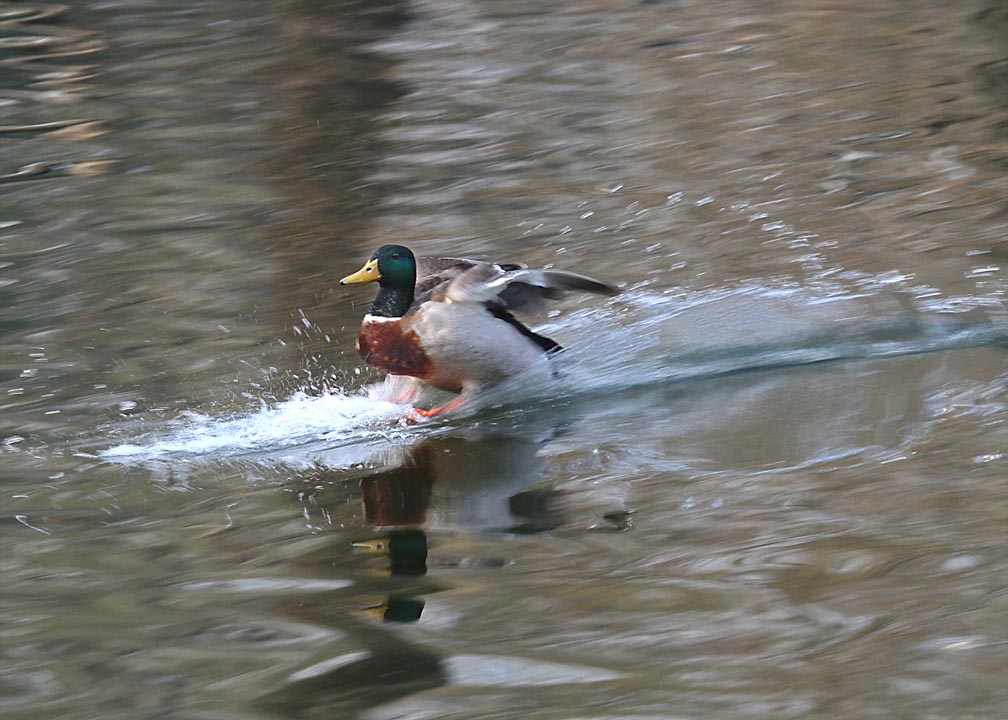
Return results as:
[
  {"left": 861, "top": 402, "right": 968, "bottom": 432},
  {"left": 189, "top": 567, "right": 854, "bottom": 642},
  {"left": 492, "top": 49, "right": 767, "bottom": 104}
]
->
[
  {"left": 436, "top": 262, "right": 618, "bottom": 314},
  {"left": 414, "top": 256, "right": 528, "bottom": 304}
]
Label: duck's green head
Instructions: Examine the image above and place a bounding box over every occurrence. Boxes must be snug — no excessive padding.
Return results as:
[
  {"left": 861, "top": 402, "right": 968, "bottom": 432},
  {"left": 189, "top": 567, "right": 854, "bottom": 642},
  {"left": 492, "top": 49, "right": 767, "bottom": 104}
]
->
[
  {"left": 341, "top": 244, "right": 416, "bottom": 289},
  {"left": 340, "top": 244, "right": 416, "bottom": 317}
]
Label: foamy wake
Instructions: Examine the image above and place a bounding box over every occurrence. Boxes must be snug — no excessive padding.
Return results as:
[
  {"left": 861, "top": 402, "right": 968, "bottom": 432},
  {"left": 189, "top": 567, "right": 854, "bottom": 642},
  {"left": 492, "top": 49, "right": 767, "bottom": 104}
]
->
[
  {"left": 99, "top": 285, "right": 1008, "bottom": 469},
  {"left": 100, "top": 390, "right": 411, "bottom": 466}
]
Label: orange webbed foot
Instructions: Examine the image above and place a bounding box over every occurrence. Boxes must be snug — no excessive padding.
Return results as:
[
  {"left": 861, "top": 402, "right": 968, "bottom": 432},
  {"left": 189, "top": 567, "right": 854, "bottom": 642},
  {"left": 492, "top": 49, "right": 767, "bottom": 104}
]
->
[{"left": 409, "top": 396, "right": 468, "bottom": 420}]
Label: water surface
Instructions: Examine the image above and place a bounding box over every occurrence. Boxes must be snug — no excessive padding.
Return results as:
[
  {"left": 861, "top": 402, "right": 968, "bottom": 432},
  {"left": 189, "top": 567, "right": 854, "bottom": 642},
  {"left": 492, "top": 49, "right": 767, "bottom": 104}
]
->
[{"left": 2, "top": 2, "right": 1007, "bottom": 719}]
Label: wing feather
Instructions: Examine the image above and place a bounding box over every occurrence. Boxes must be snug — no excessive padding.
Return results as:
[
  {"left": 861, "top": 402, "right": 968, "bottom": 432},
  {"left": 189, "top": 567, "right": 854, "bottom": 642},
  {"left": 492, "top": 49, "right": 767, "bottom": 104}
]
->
[{"left": 439, "top": 264, "right": 618, "bottom": 312}]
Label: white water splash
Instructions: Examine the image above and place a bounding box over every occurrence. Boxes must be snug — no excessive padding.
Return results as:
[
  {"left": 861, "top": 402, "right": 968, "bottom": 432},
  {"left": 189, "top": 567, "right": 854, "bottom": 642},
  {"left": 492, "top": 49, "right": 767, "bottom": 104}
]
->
[
  {"left": 100, "top": 285, "right": 1008, "bottom": 469},
  {"left": 101, "top": 390, "right": 408, "bottom": 464}
]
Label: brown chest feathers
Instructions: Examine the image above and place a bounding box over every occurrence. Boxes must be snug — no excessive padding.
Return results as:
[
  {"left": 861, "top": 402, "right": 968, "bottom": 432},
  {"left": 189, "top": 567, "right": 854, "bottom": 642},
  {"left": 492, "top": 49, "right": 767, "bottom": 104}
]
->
[{"left": 356, "top": 317, "right": 434, "bottom": 378}]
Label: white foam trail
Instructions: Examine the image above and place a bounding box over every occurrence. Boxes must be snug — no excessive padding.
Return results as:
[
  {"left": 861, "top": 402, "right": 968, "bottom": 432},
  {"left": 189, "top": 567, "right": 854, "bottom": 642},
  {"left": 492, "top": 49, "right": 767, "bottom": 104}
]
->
[
  {"left": 99, "top": 284, "right": 1008, "bottom": 468},
  {"left": 479, "top": 285, "right": 1008, "bottom": 408},
  {"left": 101, "top": 390, "right": 407, "bottom": 464}
]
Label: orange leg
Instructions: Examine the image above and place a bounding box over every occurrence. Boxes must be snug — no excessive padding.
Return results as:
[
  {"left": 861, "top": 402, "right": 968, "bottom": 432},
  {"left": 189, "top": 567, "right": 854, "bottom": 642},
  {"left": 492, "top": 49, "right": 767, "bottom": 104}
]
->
[
  {"left": 391, "top": 387, "right": 418, "bottom": 404},
  {"left": 412, "top": 395, "right": 468, "bottom": 418}
]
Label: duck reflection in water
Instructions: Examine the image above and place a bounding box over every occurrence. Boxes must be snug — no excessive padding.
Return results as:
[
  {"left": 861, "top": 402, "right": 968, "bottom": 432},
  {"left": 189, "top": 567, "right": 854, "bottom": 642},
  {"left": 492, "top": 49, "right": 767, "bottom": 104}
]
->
[
  {"left": 353, "top": 530, "right": 429, "bottom": 623},
  {"left": 359, "top": 429, "right": 559, "bottom": 532},
  {"left": 264, "top": 425, "right": 564, "bottom": 714},
  {"left": 350, "top": 425, "right": 563, "bottom": 623}
]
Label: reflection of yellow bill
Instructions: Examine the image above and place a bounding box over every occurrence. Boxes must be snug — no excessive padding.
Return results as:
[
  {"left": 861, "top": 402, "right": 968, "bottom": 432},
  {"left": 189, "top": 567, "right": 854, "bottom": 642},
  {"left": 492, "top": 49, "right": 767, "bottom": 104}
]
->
[{"left": 351, "top": 538, "right": 389, "bottom": 555}]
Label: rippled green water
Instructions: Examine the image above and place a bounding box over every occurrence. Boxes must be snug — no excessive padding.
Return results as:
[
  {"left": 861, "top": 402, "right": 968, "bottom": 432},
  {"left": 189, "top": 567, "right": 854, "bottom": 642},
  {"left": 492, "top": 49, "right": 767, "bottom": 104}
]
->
[{"left": 3, "top": 2, "right": 1008, "bottom": 719}]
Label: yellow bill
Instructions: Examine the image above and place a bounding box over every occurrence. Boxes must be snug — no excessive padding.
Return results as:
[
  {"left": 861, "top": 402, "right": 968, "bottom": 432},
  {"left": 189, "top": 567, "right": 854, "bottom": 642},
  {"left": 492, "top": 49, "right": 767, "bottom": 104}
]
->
[{"left": 340, "top": 259, "right": 380, "bottom": 285}]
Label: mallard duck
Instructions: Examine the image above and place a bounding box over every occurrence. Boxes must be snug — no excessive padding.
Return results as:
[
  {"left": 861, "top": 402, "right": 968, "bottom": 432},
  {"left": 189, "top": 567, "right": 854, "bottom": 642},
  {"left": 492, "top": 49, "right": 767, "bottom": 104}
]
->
[{"left": 340, "top": 244, "right": 617, "bottom": 417}]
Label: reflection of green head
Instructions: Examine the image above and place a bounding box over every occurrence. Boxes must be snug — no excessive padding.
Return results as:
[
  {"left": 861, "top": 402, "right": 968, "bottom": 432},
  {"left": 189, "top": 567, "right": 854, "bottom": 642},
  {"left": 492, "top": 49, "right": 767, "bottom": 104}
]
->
[{"left": 340, "top": 244, "right": 417, "bottom": 318}]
